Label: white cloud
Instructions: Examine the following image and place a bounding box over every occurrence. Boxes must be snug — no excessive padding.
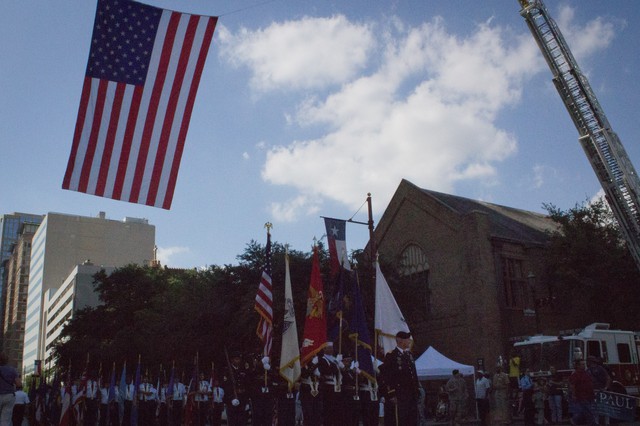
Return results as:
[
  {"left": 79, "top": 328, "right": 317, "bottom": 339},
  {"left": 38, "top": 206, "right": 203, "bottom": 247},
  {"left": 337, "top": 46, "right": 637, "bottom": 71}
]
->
[
  {"left": 268, "top": 194, "right": 321, "bottom": 222},
  {"left": 260, "top": 18, "right": 534, "bottom": 214},
  {"left": 221, "top": 9, "right": 616, "bottom": 220},
  {"left": 157, "top": 246, "right": 189, "bottom": 266},
  {"left": 217, "top": 15, "right": 374, "bottom": 92},
  {"left": 556, "top": 6, "right": 615, "bottom": 61},
  {"left": 242, "top": 152, "right": 250, "bottom": 160}
]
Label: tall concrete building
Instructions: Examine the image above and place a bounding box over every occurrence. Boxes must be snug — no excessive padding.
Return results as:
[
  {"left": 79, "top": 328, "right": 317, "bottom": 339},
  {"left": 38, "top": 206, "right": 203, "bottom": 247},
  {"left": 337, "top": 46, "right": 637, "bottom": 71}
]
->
[
  {"left": 44, "top": 263, "right": 115, "bottom": 369},
  {"left": 3, "top": 222, "right": 40, "bottom": 372},
  {"left": 0, "top": 213, "right": 44, "bottom": 348},
  {"left": 22, "top": 212, "right": 154, "bottom": 375}
]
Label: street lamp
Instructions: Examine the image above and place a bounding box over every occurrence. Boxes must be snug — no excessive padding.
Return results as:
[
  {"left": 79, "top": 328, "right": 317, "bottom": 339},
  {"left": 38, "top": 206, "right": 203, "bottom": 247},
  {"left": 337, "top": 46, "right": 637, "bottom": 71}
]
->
[{"left": 527, "top": 272, "right": 541, "bottom": 334}]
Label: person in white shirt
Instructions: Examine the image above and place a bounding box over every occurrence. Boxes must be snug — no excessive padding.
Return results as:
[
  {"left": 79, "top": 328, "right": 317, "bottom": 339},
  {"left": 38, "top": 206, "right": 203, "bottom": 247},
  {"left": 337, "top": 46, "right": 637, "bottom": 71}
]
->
[
  {"left": 138, "top": 376, "right": 156, "bottom": 425},
  {"left": 85, "top": 375, "right": 99, "bottom": 426},
  {"left": 123, "top": 376, "right": 135, "bottom": 426},
  {"left": 195, "top": 372, "right": 211, "bottom": 426},
  {"left": 99, "top": 380, "right": 109, "bottom": 426},
  {"left": 171, "top": 379, "right": 185, "bottom": 426},
  {"left": 211, "top": 379, "right": 225, "bottom": 426},
  {"left": 12, "top": 386, "right": 29, "bottom": 426},
  {"left": 474, "top": 370, "right": 492, "bottom": 426}
]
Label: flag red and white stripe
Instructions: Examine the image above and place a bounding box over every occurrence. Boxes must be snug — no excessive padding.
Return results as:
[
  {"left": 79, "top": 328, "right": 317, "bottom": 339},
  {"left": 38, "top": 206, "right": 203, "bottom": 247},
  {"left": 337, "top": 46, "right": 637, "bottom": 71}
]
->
[
  {"left": 62, "top": 0, "right": 217, "bottom": 209},
  {"left": 255, "top": 231, "right": 273, "bottom": 356}
]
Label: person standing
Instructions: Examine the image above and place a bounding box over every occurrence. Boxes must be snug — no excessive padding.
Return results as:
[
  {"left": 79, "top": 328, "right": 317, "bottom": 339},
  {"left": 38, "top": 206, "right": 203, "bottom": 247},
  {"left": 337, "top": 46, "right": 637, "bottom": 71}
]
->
[
  {"left": 210, "top": 379, "right": 224, "bottom": 426},
  {"left": 445, "top": 369, "right": 467, "bottom": 426},
  {"left": 520, "top": 369, "right": 535, "bottom": 425},
  {"left": 249, "top": 356, "right": 276, "bottom": 426},
  {"left": 547, "top": 366, "right": 563, "bottom": 425},
  {"left": 222, "top": 351, "right": 250, "bottom": 426},
  {"left": 170, "top": 376, "right": 185, "bottom": 426},
  {"left": 85, "top": 374, "right": 99, "bottom": 426},
  {"left": 587, "top": 356, "right": 611, "bottom": 426},
  {"left": 569, "top": 359, "right": 596, "bottom": 426},
  {"left": 492, "top": 366, "right": 510, "bottom": 425},
  {"left": 0, "top": 353, "right": 20, "bottom": 426},
  {"left": 195, "top": 372, "right": 211, "bottom": 426},
  {"left": 122, "top": 376, "right": 135, "bottom": 426},
  {"left": 533, "top": 377, "right": 546, "bottom": 426},
  {"left": 98, "top": 379, "right": 109, "bottom": 426},
  {"left": 380, "top": 331, "right": 420, "bottom": 426},
  {"left": 474, "top": 370, "right": 491, "bottom": 426},
  {"left": 299, "top": 352, "right": 324, "bottom": 426},
  {"left": 11, "top": 385, "right": 29, "bottom": 426},
  {"left": 319, "top": 344, "right": 342, "bottom": 426}
]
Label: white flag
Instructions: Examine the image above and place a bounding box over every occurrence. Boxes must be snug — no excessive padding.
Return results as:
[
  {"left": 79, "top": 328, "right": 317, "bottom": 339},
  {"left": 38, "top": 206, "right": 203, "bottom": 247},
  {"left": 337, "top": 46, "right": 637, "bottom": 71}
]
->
[
  {"left": 375, "top": 260, "right": 410, "bottom": 355},
  {"left": 279, "top": 252, "right": 301, "bottom": 390}
]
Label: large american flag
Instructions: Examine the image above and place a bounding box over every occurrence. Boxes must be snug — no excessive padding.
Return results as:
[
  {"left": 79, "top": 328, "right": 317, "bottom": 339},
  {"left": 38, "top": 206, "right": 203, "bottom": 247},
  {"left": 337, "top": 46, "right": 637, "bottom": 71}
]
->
[
  {"left": 63, "top": 0, "right": 217, "bottom": 209},
  {"left": 254, "top": 231, "right": 273, "bottom": 356}
]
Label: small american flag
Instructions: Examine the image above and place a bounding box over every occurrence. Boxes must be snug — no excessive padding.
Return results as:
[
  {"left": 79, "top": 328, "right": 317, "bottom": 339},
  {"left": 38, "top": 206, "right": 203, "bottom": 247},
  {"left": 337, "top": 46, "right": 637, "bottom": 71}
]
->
[
  {"left": 254, "top": 229, "right": 273, "bottom": 356},
  {"left": 63, "top": 0, "right": 217, "bottom": 209}
]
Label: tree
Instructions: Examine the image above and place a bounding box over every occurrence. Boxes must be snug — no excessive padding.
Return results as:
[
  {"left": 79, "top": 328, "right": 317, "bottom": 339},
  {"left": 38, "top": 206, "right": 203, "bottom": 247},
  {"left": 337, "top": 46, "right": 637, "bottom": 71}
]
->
[
  {"left": 544, "top": 199, "right": 640, "bottom": 329},
  {"left": 50, "top": 240, "right": 320, "bottom": 379}
]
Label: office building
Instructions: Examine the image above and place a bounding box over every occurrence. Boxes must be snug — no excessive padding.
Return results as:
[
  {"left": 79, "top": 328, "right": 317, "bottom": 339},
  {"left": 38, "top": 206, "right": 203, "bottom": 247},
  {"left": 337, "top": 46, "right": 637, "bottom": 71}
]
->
[
  {"left": 44, "top": 263, "right": 115, "bottom": 368},
  {"left": 0, "top": 213, "right": 44, "bottom": 348},
  {"left": 3, "top": 222, "right": 40, "bottom": 372},
  {"left": 22, "top": 212, "right": 154, "bottom": 375}
]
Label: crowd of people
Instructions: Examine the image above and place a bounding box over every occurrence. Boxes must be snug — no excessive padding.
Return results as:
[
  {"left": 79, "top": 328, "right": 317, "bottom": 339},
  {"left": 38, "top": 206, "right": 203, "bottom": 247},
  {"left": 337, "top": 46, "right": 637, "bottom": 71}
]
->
[
  {"left": 0, "top": 343, "right": 621, "bottom": 426},
  {"left": 0, "top": 330, "right": 431, "bottom": 426},
  {"left": 439, "top": 351, "right": 614, "bottom": 426}
]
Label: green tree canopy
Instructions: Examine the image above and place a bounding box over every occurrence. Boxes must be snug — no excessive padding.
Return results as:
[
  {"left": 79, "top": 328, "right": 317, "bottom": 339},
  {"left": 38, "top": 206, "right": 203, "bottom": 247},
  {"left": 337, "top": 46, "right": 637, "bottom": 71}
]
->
[{"left": 544, "top": 199, "right": 640, "bottom": 329}]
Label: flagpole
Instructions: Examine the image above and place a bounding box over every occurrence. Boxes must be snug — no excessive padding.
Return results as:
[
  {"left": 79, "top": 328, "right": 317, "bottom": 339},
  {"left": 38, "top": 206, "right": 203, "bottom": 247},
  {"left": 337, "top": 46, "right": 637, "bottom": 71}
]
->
[{"left": 366, "top": 193, "right": 376, "bottom": 264}]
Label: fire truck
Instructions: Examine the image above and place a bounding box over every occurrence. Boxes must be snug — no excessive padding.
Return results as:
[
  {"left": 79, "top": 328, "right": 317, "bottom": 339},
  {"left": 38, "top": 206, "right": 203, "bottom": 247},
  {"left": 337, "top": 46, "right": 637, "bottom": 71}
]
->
[{"left": 513, "top": 323, "right": 640, "bottom": 396}]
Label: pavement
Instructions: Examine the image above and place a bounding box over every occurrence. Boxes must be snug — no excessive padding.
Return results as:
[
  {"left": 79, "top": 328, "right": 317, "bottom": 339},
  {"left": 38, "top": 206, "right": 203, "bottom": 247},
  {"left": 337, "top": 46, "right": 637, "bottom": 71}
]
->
[{"left": 425, "top": 418, "right": 640, "bottom": 425}]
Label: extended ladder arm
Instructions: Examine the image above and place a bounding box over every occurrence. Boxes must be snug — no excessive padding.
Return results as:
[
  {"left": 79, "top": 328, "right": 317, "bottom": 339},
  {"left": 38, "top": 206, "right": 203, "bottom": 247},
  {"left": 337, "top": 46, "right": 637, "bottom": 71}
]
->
[{"left": 518, "top": 0, "right": 640, "bottom": 270}]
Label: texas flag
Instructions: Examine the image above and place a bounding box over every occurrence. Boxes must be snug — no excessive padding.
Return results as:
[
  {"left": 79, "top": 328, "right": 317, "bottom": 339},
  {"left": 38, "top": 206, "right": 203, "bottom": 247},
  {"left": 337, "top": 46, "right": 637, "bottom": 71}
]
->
[{"left": 324, "top": 218, "right": 351, "bottom": 276}]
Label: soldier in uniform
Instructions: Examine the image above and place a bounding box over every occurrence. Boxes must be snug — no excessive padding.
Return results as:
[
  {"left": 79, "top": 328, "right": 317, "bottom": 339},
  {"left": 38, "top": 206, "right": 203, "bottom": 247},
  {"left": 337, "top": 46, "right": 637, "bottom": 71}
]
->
[
  {"left": 341, "top": 355, "right": 379, "bottom": 426},
  {"left": 138, "top": 374, "right": 156, "bottom": 425},
  {"left": 210, "top": 378, "right": 225, "bottom": 426},
  {"left": 299, "top": 351, "right": 323, "bottom": 426},
  {"left": 122, "top": 376, "right": 135, "bottom": 426},
  {"left": 249, "top": 355, "right": 277, "bottom": 426},
  {"left": 157, "top": 379, "right": 169, "bottom": 426},
  {"left": 222, "top": 351, "right": 250, "bottom": 426},
  {"left": 380, "top": 331, "right": 420, "bottom": 426},
  {"left": 98, "top": 377, "right": 109, "bottom": 426},
  {"left": 320, "top": 343, "right": 343, "bottom": 426},
  {"left": 170, "top": 375, "right": 185, "bottom": 426},
  {"left": 85, "top": 372, "right": 99, "bottom": 426},
  {"left": 195, "top": 372, "right": 211, "bottom": 426},
  {"left": 272, "top": 372, "right": 297, "bottom": 426}
]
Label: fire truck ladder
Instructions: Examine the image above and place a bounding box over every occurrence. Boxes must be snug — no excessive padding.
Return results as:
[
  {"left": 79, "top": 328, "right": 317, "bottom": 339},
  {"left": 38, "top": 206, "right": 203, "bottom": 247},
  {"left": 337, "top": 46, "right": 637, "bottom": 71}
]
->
[{"left": 518, "top": 0, "right": 640, "bottom": 270}]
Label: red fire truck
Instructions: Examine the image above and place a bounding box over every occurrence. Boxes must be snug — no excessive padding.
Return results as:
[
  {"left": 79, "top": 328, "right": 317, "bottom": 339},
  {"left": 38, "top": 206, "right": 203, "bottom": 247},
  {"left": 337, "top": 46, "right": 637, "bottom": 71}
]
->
[{"left": 513, "top": 323, "right": 640, "bottom": 396}]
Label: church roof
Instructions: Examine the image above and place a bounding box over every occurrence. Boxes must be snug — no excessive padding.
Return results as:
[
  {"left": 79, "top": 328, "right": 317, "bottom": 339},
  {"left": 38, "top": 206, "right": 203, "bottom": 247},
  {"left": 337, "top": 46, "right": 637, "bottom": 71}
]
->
[{"left": 416, "top": 184, "right": 557, "bottom": 246}]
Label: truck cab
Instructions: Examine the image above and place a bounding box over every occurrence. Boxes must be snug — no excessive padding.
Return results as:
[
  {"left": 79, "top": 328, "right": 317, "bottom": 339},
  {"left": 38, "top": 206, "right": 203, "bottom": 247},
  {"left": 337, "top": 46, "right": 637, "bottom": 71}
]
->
[{"left": 513, "top": 323, "right": 640, "bottom": 395}]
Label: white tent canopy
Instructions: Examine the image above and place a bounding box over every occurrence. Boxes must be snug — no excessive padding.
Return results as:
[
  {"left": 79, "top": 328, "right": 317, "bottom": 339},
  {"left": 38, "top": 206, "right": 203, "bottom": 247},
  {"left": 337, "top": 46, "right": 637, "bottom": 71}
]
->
[{"left": 415, "top": 346, "right": 475, "bottom": 380}]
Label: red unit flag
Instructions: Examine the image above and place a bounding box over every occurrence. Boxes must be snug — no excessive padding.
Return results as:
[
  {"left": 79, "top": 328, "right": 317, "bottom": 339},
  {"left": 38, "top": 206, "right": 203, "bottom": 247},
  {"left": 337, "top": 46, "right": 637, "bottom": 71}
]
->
[{"left": 300, "top": 246, "right": 328, "bottom": 366}]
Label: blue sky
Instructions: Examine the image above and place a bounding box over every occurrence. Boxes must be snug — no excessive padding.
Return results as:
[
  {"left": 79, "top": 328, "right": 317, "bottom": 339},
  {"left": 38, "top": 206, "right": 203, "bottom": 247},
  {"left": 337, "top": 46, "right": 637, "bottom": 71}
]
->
[{"left": 1, "top": 0, "right": 639, "bottom": 268}]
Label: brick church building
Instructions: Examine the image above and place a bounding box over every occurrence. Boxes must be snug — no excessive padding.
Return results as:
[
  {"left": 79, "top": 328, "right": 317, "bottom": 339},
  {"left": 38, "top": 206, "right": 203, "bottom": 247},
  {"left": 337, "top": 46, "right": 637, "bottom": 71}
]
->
[{"left": 373, "top": 179, "right": 561, "bottom": 370}]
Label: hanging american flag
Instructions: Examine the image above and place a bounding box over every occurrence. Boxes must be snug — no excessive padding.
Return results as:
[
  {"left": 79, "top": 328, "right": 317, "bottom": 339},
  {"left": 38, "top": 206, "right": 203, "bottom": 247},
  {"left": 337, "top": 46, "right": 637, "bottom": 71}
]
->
[
  {"left": 254, "top": 224, "right": 274, "bottom": 356},
  {"left": 62, "top": 0, "right": 217, "bottom": 209}
]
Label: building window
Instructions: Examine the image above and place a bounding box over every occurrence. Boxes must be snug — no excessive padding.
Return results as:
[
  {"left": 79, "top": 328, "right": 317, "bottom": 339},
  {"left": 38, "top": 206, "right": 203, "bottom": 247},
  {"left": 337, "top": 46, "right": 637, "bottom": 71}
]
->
[
  {"left": 502, "top": 257, "right": 527, "bottom": 308},
  {"left": 398, "top": 244, "right": 431, "bottom": 315}
]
